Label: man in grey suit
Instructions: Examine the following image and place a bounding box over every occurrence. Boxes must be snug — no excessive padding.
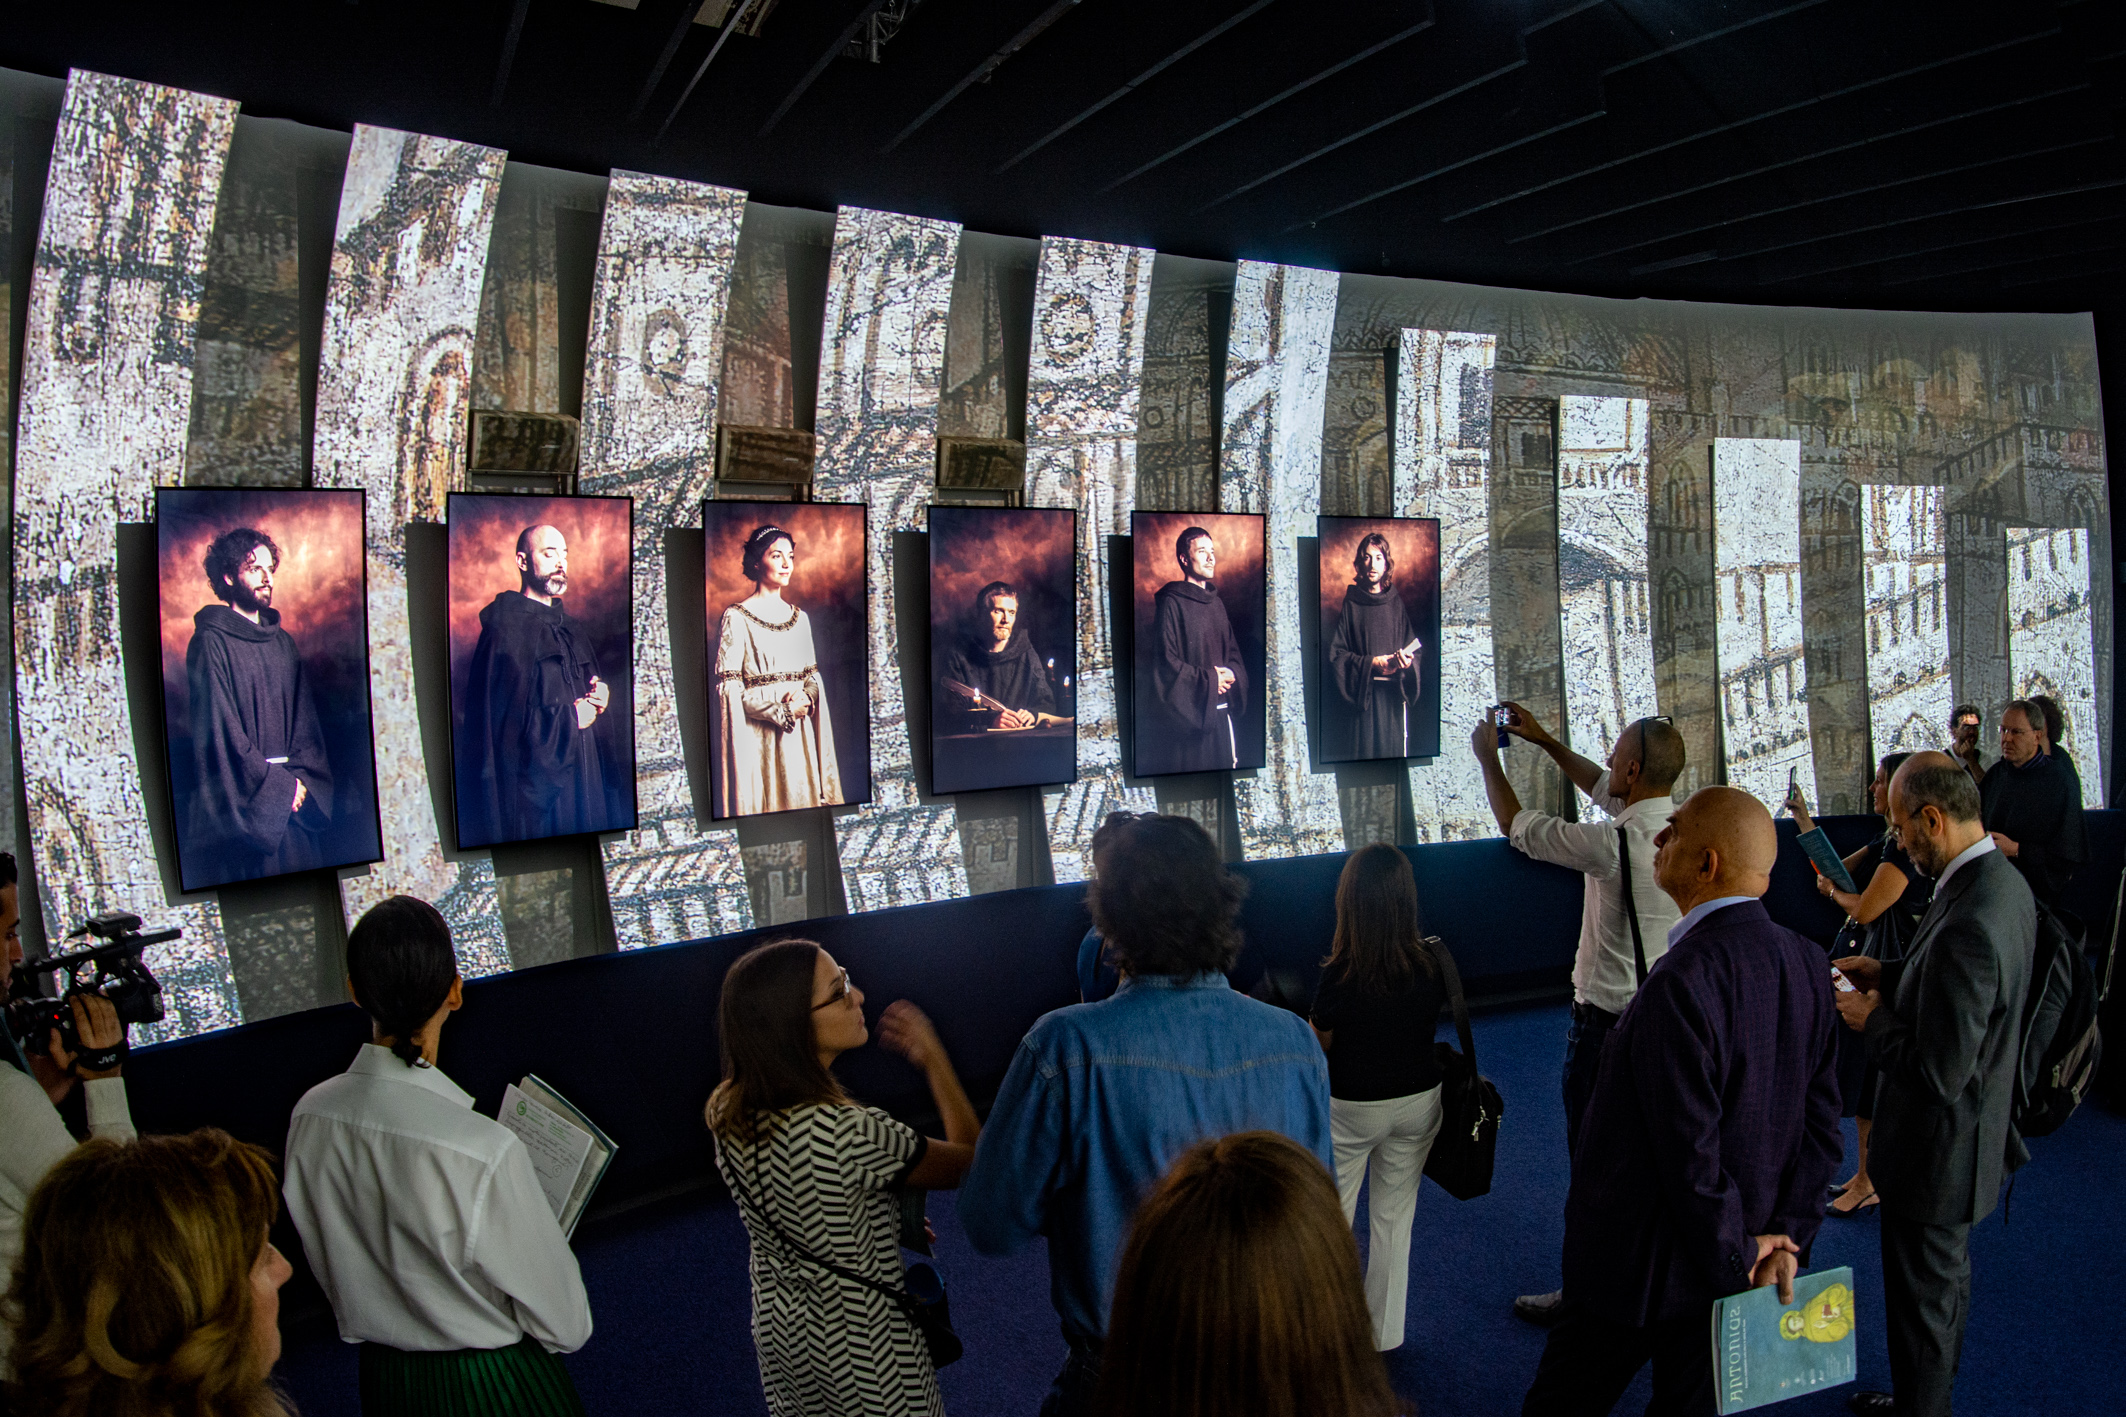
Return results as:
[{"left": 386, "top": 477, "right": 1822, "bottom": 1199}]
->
[{"left": 1833, "top": 752, "right": 2034, "bottom": 1417}]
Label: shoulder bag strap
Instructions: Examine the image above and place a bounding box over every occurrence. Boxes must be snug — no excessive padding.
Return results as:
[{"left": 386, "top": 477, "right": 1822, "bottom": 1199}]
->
[
  {"left": 1617, "top": 826, "right": 1649, "bottom": 987},
  {"left": 723, "top": 1129, "right": 919, "bottom": 1311},
  {"left": 1425, "top": 935, "right": 1477, "bottom": 1073}
]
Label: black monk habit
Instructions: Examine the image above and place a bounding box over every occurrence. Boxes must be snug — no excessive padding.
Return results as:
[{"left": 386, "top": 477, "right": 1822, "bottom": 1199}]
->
[
  {"left": 940, "top": 625, "right": 1056, "bottom": 732},
  {"left": 1979, "top": 750, "right": 2087, "bottom": 906},
  {"left": 184, "top": 604, "right": 333, "bottom": 884},
  {"left": 1327, "top": 582, "right": 1421, "bottom": 760},
  {"left": 461, "top": 590, "right": 609, "bottom": 847},
  {"left": 1148, "top": 580, "right": 1249, "bottom": 773}
]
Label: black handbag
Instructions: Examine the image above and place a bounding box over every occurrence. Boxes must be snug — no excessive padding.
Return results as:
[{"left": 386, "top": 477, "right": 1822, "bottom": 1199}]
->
[
  {"left": 1420, "top": 935, "right": 1504, "bottom": 1200},
  {"left": 728, "top": 1148, "right": 964, "bottom": 1368}
]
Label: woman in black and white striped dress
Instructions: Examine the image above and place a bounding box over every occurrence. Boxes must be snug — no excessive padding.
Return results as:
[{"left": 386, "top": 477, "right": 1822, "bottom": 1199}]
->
[{"left": 709, "top": 939, "right": 980, "bottom": 1417}]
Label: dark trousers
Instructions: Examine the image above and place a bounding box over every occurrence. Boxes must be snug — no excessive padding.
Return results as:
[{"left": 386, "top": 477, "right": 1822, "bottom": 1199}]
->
[
  {"left": 1522, "top": 1304, "right": 1715, "bottom": 1416},
  {"left": 1880, "top": 1209, "right": 1972, "bottom": 1417},
  {"left": 1562, "top": 1001, "right": 1620, "bottom": 1160},
  {"left": 1038, "top": 1337, "right": 1103, "bottom": 1417}
]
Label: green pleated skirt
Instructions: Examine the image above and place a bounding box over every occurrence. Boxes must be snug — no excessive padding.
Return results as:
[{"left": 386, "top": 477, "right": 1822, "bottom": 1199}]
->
[{"left": 357, "top": 1335, "right": 586, "bottom": 1417}]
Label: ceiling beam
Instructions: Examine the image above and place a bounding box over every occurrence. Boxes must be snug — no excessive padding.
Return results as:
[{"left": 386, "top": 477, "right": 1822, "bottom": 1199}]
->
[
  {"left": 490, "top": 0, "right": 534, "bottom": 107},
  {"left": 993, "top": 0, "right": 1284, "bottom": 173},
  {"left": 1531, "top": 85, "right": 2095, "bottom": 255},
  {"left": 760, "top": 0, "right": 890, "bottom": 137},
  {"left": 1285, "top": 110, "right": 1606, "bottom": 231},
  {"left": 631, "top": 0, "right": 714, "bottom": 124},
  {"left": 1100, "top": 7, "right": 1435, "bottom": 193},
  {"left": 657, "top": 0, "right": 765, "bottom": 141},
  {"left": 1747, "top": 183, "right": 2126, "bottom": 282},
  {"left": 883, "top": 0, "right": 1086, "bottom": 153},
  {"left": 1441, "top": 26, "right": 2062, "bottom": 225}
]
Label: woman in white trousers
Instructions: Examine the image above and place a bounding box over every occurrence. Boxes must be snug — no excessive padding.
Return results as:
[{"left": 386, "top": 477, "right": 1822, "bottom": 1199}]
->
[{"left": 1310, "top": 844, "right": 1449, "bottom": 1352}]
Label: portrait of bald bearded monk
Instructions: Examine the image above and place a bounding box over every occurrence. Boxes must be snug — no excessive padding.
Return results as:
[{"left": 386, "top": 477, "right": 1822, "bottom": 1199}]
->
[
  {"left": 460, "top": 523, "right": 614, "bottom": 845},
  {"left": 1148, "top": 526, "right": 1250, "bottom": 772},
  {"left": 1328, "top": 531, "right": 1421, "bottom": 759},
  {"left": 939, "top": 581, "right": 1071, "bottom": 732},
  {"left": 184, "top": 527, "right": 334, "bottom": 882}
]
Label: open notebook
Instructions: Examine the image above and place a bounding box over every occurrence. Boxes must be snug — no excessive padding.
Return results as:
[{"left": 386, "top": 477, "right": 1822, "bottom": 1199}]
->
[{"left": 496, "top": 1075, "right": 617, "bottom": 1238}]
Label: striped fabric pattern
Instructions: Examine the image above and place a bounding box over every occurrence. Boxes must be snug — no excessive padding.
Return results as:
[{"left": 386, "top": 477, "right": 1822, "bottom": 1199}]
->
[
  {"left": 356, "top": 1335, "right": 585, "bottom": 1416},
  {"left": 716, "top": 1104, "right": 941, "bottom": 1417}
]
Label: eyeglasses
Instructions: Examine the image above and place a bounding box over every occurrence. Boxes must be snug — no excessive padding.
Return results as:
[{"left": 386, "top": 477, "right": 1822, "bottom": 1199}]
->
[{"left": 812, "top": 965, "right": 853, "bottom": 1011}]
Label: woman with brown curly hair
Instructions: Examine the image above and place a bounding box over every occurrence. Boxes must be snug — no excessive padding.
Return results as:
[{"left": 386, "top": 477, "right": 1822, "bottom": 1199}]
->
[
  {"left": 3, "top": 1128, "right": 295, "bottom": 1417},
  {"left": 1095, "top": 1131, "right": 1403, "bottom": 1417}
]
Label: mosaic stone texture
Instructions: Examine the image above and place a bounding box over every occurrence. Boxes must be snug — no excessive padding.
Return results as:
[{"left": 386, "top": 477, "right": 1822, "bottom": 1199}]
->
[
  {"left": 810, "top": 206, "right": 969, "bottom": 909},
  {"left": 13, "top": 72, "right": 239, "bottom": 1040},
  {"left": 2006, "top": 526, "right": 2103, "bottom": 807},
  {"left": 577, "top": 171, "right": 753, "bottom": 947},
  {"left": 1557, "top": 396, "right": 1656, "bottom": 815},
  {"left": 1023, "top": 236, "right": 1158, "bottom": 881},
  {"left": 1396, "top": 328, "right": 1499, "bottom": 843},
  {"left": 1713, "top": 438, "right": 1817, "bottom": 811},
  {"left": 1862, "top": 484, "right": 1951, "bottom": 757},
  {"left": 310, "top": 125, "right": 508, "bottom": 975},
  {"left": 1220, "top": 260, "right": 1342, "bottom": 860}
]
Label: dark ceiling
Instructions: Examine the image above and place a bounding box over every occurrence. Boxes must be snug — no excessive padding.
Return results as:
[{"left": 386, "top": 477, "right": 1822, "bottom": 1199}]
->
[{"left": 5, "top": 0, "right": 2124, "bottom": 313}]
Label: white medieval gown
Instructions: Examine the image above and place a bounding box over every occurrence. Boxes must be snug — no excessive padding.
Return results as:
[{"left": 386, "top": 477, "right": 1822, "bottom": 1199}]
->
[{"left": 714, "top": 598, "right": 844, "bottom": 817}]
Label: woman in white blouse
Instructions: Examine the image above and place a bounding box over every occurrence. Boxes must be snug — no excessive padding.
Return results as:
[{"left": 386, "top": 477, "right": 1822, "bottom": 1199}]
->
[{"left": 283, "top": 895, "right": 592, "bottom": 1417}]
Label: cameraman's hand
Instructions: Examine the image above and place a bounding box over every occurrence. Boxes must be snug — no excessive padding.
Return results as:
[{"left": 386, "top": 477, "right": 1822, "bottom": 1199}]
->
[
  {"left": 28, "top": 1048, "right": 74, "bottom": 1105},
  {"left": 67, "top": 994, "right": 124, "bottom": 1079}
]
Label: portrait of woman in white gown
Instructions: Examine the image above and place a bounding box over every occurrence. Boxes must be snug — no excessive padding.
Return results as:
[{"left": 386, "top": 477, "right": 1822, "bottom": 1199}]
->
[{"left": 712, "top": 524, "right": 845, "bottom": 817}]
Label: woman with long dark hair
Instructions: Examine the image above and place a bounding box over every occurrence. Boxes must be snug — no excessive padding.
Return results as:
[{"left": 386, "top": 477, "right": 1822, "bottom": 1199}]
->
[
  {"left": 1308, "top": 844, "right": 1447, "bottom": 1350},
  {"left": 1095, "top": 1131, "right": 1402, "bottom": 1417},
  {"left": 1787, "top": 753, "right": 1930, "bottom": 1217},
  {"left": 709, "top": 940, "right": 979, "bottom": 1417}
]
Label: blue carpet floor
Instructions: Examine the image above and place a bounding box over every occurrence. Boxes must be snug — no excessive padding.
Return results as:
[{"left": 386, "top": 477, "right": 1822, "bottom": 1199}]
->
[{"left": 274, "top": 1001, "right": 2125, "bottom": 1415}]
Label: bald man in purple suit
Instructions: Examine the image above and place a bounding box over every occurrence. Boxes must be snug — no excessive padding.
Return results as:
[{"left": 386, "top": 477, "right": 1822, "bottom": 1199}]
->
[{"left": 1522, "top": 787, "right": 1844, "bottom": 1416}]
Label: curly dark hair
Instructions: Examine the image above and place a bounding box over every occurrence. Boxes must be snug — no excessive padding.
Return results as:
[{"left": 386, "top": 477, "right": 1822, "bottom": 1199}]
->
[
  {"left": 202, "top": 528, "right": 280, "bottom": 604},
  {"left": 1350, "top": 531, "right": 1394, "bottom": 591},
  {"left": 1088, "top": 812, "right": 1248, "bottom": 977},
  {"left": 740, "top": 525, "right": 794, "bottom": 584}
]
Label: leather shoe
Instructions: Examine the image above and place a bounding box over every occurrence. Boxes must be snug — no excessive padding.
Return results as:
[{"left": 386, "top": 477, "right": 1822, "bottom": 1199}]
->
[
  {"left": 1514, "top": 1289, "right": 1567, "bottom": 1326},
  {"left": 1845, "top": 1392, "right": 1896, "bottom": 1415}
]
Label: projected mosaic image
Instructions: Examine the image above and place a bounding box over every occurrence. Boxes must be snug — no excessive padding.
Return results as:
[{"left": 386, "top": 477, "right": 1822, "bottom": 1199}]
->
[
  {"left": 157, "top": 488, "right": 382, "bottom": 893},
  {"left": 2007, "top": 525, "right": 2103, "bottom": 807},
  {"left": 1315, "top": 516, "right": 1441, "bottom": 764},
  {"left": 1557, "top": 395, "right": 1655, "bottom": 814},
  {"left": 1131, "top": 511, "right": 1268, "bottom": 779},
  {"left": 703, "top": 499, "right": 870, "bottom": 820},
  {"left": 929, "top": 506, "right": 1077, "bottom": 795},
  {"left": 447, "top": 494, "right": 637, "bottom": 850}
]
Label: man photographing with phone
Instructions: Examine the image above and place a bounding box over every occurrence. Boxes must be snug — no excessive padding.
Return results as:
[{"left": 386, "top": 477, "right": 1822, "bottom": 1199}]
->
[
  {"left": 0, "top": 851, "right": 137, "bottom": 1367},
  {"left": 1471, "top": 703, "right": 1687, "bottom": 1325}
]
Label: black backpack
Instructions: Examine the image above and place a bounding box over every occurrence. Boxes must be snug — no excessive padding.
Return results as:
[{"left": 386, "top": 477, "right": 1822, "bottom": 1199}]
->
[{"left": 2008, "top": 895, "right": 2113, "bottom": 1160}]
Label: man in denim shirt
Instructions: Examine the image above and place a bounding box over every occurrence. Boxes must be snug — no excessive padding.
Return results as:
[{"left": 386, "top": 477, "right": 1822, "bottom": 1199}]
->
[{"left": 960, "top": 812, "right": 1332, "bottom": 1417}]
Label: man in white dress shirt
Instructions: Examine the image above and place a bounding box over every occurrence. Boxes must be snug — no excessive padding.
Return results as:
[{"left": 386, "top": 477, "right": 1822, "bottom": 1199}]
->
[
  {"left": 0, "top": 852, "right": 136, "bottom": 1369},
  {"left": 284, "top": 895, "right": 591, "bottom": 1403},
  {"left": 1470, "top": 705, "right": 1686, "bottom": 1326}
]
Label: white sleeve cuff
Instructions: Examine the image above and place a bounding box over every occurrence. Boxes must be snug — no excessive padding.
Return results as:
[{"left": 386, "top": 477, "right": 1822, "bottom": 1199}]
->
[{"left": 82, "top": 1076, "right": 137, "bottom": 1140}]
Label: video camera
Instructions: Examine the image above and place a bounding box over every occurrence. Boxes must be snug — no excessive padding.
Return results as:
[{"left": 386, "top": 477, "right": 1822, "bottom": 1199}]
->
[{"left": 4, "top": 911, "right": 170, "bottom": 1060}]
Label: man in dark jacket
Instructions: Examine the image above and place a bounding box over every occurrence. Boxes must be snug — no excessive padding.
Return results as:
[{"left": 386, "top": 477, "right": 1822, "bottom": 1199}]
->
[
  {"left": 458, "top": 524, "right": 613, "bottom": 847},
  {"left": 1522, "top": 785, "right": 1842, "bottom": 1416},
  {"left": 1144, "top": 526, "right": 1249, "bottom": 773},
  {"left": 183, "top": 527, "right": 333, "bottom": 885},
  {"left": 1835, "top": 752, "right": 2034, "bottom": 1417},
  {"left": 1978, "top": 699, "right": 2086, "bottom": 907}
]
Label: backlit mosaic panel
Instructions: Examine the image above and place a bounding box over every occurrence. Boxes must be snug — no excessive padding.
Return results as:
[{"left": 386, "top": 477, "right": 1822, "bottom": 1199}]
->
[
  {"left": 577, "top": 171, "right": 753, "bottom": 947},
  {"left": 2006, "top": 526, "right": 2103, "bottom": 807},
  {"left": 1396, "top": 328, "right": 1499, "bottom": 842},
  {"left": 311, "top": 125, "right": 508, "bottom": 974},
  {"left": 1862, "top": 485, "right": 1951, "bottom": 758},
  {"left": 13, "top": 72, "right": 238, "bottom": 1039},
  {"left": 1713, "top": 438, "right": 1816, "bottom": 810},
  {"left": 810, "top": 206, "right": 969, "bottom": 909},
  {"left": 1220, "top": 260, "right": 1341, "bottom": 859},
  {"left": 1023, "top": 236, "right": 1158, "bottom": 882},
  {"left": 1557, "top": 396, "right": 1655, "bottom": 817}
]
